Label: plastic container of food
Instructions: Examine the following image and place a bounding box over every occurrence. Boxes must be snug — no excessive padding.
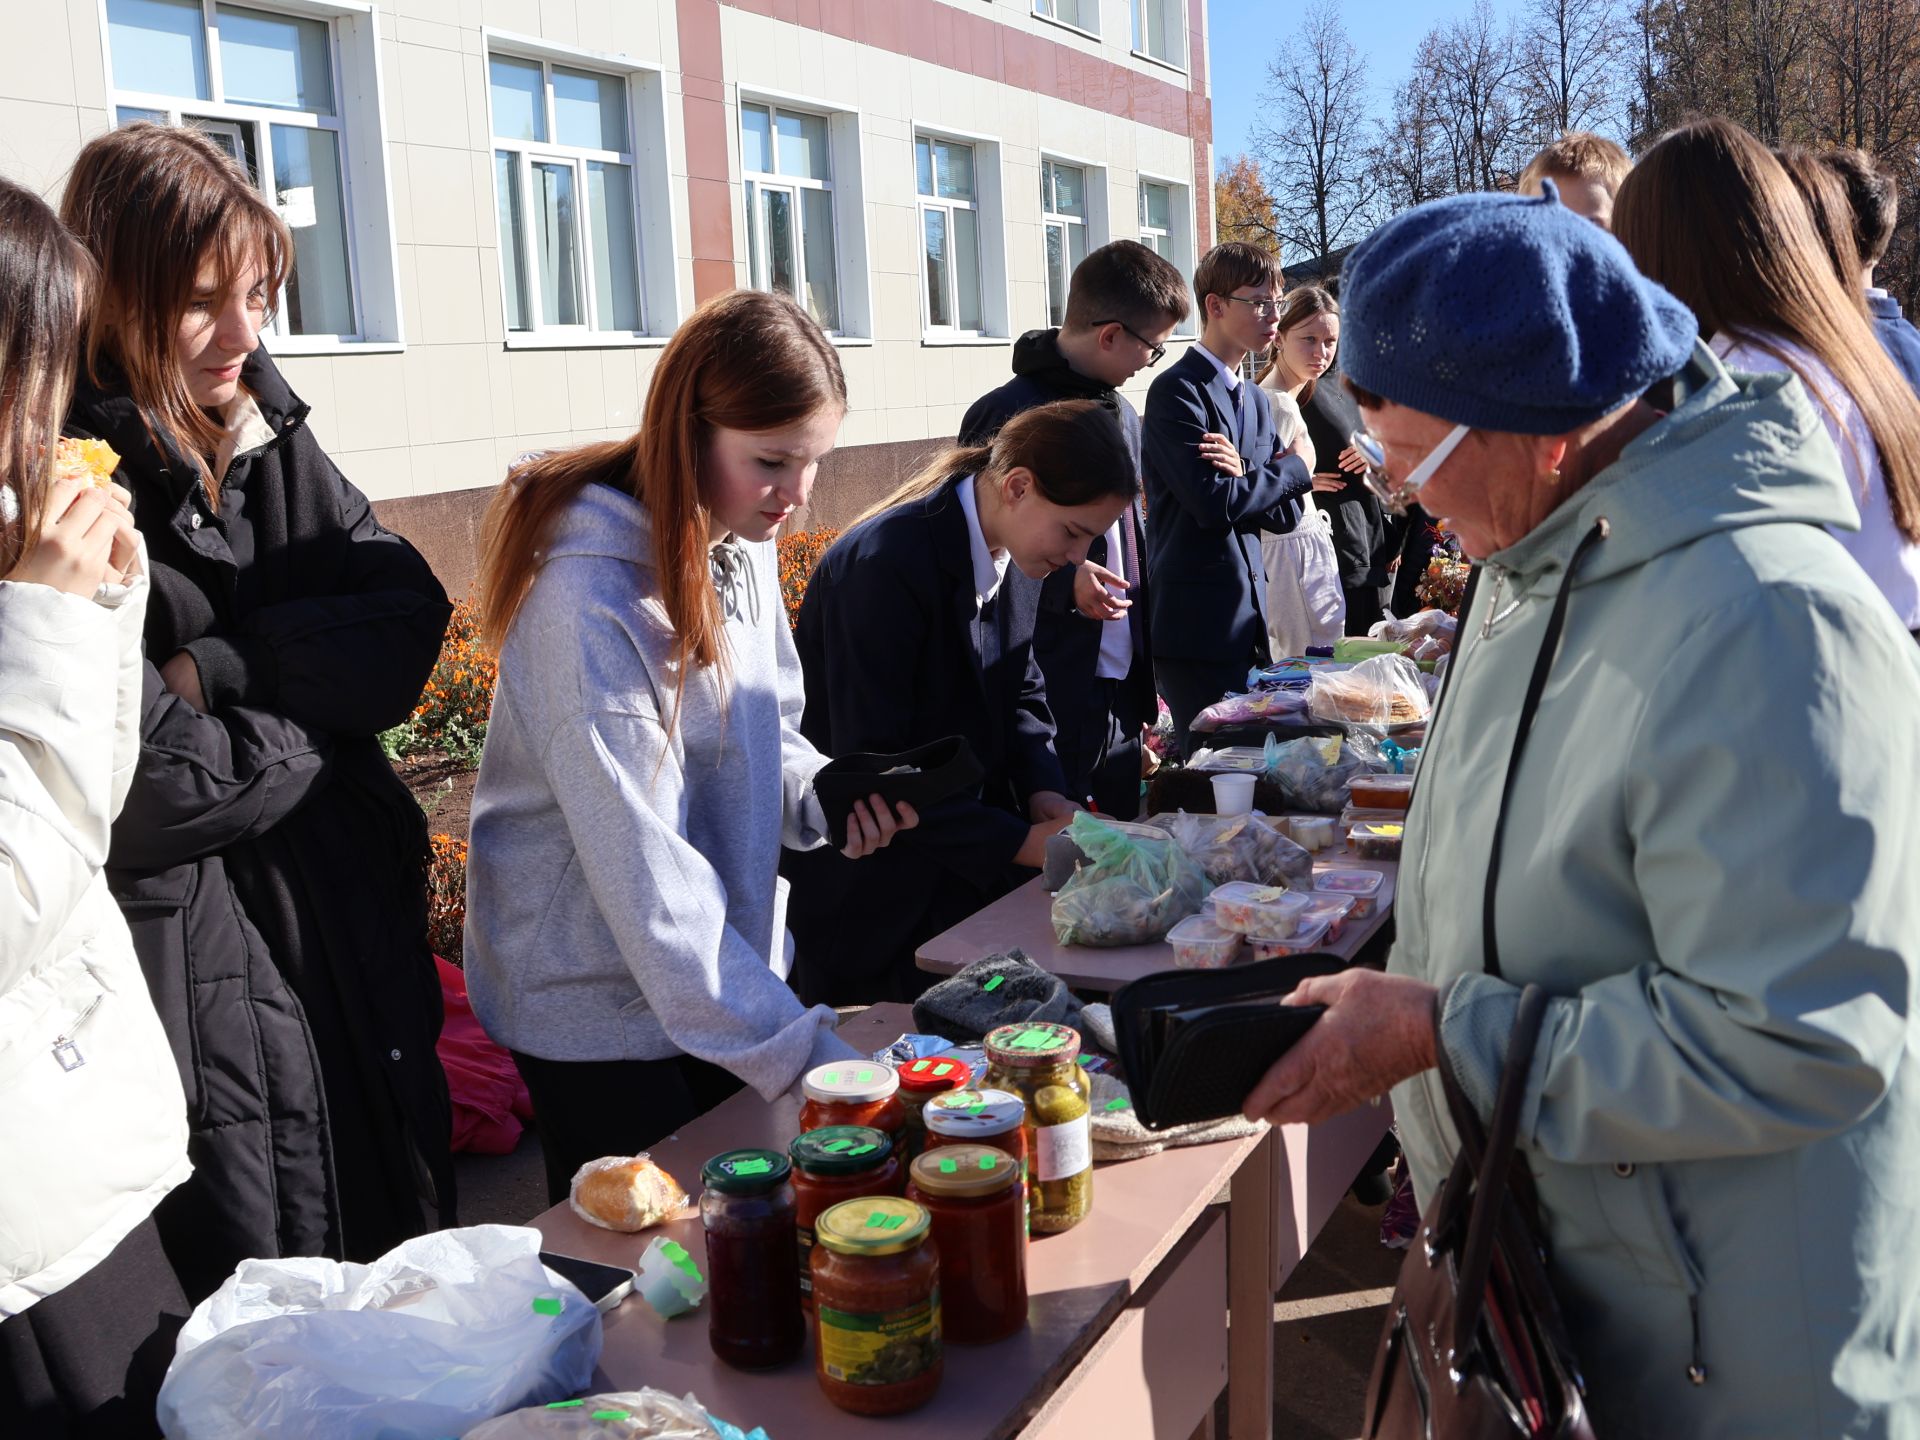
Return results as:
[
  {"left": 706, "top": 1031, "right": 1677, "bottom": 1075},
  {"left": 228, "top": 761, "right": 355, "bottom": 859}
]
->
[
  {"left": 1297, "top": 893, "right": 1356, "bottom": 941},
  {"left": 1288, "top": 815, "right": 1336, "bottom": 852},
  {"left": 1315, "top": 868, "right": 1385, "bottom": 918},
  {"left": 1348, "top": 822, "right": 1406, "bottom": 861},
  {"left": 1166, "top": 913, "right": 1245, "bottom": 969},
  {"left": 1346, "top": 773, "right": 1415, "bottom": 811},
  {"left": 1209, "top": 881, "right": 1312, "bottom": 941},
  {"left": 1340, "top": 804, "right": 1406, "bottom": 831},
  {"left": 1246, "top": 910, "right": 1337, "bottom": 958}
]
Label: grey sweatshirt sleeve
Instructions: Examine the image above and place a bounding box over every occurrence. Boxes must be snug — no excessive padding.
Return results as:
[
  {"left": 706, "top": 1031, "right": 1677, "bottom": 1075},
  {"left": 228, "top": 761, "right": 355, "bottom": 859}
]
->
[
  {"left": 773, "top": 586, "right": 831, "bottom": 851},
  {"left": 545, "top": 706, "right": 855, "bottom": 1099}
]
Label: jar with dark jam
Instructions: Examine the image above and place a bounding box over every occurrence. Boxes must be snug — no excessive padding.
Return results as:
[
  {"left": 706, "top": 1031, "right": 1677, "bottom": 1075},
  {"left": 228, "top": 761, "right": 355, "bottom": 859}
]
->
[
  {"left": 788, "top": 1125, "right": 904, "bottom": 1310},
  {"left": 799, "top": 1060, "right": 906, "bottom": 1141},
  {"left": 906, "top": 1145, "right": 1027, "bottom": 1344},
  {"left": 699, "top": 1148, "right": 804, "bottom": 1369},
  {"left": 984, "top": 1023, "right": 1093, "bottom": 1234},
  {"left": 894, "top": 1055, "right": 974, "bottom": 1161},
  {"left": 810, "top": 1196, "right": 943, "bottom": 1415}
]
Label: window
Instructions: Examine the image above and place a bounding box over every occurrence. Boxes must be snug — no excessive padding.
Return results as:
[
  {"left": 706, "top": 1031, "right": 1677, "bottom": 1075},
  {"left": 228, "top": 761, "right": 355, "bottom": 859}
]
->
[
  {"left": 740, "top": 102, "right": 842, "bottom": 332},
  {"left": 916, "top": 136, "right": 983, "bottom": 333},
  {"left": 1139, "top": 181, "right": 1173, "bottom": 259},
  {"left": 1131, "top": 0, "right": 1186, "bottom": 67},
  {"left": 488, "top": 54, "right": 643, "bottom": 335},
  {"left": 1034, "top": 0, "right": 1101, "bottom": 35},
  {"left": 1041, "top": 159, "right": 1090, "bottom": 329},
  {"left": 105, "top": 0, "right": 359, "bottom": 339}
]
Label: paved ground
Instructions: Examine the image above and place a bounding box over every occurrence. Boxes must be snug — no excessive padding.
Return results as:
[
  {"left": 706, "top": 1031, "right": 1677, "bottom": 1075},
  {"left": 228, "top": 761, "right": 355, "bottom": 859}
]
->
[{"left": 459, "top": 1130, "right": 1401, "bottom": 1438}]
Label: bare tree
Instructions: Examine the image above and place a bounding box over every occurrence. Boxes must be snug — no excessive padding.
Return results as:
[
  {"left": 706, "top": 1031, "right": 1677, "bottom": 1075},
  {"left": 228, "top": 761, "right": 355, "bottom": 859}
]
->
[
  {"left": 1252, "top": 0, "right": 1379, "bottom": 263},
  {"left": 1373, "top": 73, "right": 1455, "bottom": 215},
  {"left": 1518, "top": 0, "right": 1629, "bottom": 141},
  {"left": 1415, "top": 0, "right": 1529, "bottom": 192}
]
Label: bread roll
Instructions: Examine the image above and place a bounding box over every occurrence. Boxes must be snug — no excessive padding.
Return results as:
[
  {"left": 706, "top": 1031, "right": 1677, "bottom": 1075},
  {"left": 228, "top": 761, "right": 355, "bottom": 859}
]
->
[{"left": 568, "top": 1155, "right": 687, "bottom": 1232}]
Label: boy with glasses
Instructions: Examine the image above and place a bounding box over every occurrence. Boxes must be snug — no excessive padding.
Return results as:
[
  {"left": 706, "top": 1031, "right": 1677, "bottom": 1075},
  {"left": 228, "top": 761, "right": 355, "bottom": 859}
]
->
[
  {"left": 959, "top": 239, "right": 1191, "bottom": 817},
  {"left": 1143, "top": 241, "right": 1313, "bottom": 756}
]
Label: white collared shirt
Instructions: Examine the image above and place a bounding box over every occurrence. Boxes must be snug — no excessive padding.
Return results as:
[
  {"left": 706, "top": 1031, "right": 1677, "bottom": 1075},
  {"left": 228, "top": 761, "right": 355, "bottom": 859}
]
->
[
  {"left": 956, "top": 474, "right": 1012, "bottom": 614},
  {"left": 1094, "top": 513, "right": 1133, "bottom": 680},
  {"left": 1194, "top": 341, "right": 1243, "bottom": 391}
]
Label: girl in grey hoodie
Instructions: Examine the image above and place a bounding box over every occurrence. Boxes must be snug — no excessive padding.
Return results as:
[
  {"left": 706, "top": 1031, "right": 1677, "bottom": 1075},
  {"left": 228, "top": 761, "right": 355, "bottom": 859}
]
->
[{"left": 464, "top": 292, "right": 914, "bottom": 1203}]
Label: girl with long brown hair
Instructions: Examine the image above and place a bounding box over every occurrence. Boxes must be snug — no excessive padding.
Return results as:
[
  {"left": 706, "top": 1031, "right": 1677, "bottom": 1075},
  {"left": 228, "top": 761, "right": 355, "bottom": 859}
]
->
[
  {"left": 1255, "top": 286, "right": 1347, "bottom": 652},
  {"left": 61, "top": 123, "right": 455, "bottom": 1298},
  {"left": 1616, "top": 118, "right": 1920, "bottom": 633},
  {"left": 464, "top": 289, "right": 914, "bottom": 1202},
  {"left": 0, "top": 177, "right": 192, "bottom": 1439},
  {"left": 782, "top": 399, "right": 1136, "bottom": 1003}
]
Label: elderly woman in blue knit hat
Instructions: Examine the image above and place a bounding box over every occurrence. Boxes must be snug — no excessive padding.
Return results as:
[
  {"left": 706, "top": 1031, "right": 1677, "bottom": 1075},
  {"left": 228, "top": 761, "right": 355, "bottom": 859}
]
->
[{"left": 1244, "top": 184, "right": 1920, "bottom": 1436}]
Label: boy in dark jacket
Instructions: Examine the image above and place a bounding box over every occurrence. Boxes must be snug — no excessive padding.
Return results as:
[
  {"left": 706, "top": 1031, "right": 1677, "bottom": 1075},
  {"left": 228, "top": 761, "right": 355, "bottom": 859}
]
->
[
  {"left": 1821, "top": 147, "right": 1920, "bottom": 393},
  {"left": 958, "top": 240, "right": 1189, "bottom": 817}
]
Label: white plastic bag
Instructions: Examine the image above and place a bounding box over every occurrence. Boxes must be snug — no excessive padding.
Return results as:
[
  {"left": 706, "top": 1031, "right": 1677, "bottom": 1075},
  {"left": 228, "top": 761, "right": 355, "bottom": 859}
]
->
[
  {"left": 1308, "top": 653, "right": 1432, "bottom": 728},
  {"left": 466, "top": 1389, "right": 761, "bottom": 1439},
  {"left": 157, "top": 1225, "right": 603, "bottom": 1440}
]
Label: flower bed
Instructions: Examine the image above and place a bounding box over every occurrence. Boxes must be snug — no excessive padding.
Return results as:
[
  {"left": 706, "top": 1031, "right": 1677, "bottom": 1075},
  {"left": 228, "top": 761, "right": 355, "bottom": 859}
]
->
[{"left": 778, "top": 527, "right": 838, "bottom": 628}]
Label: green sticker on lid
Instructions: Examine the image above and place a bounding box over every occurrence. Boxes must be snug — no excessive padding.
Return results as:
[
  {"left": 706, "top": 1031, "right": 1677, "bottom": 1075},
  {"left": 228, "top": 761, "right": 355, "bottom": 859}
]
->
[
  {"left": 979, "top": 1154, "right": 996, "bottom": 1169},
  {"left": 864, "top": 1210, "right": 907, "bottom": 1230},
  {"left": 729, "top": 1156, "right": 773, "bottom": 1176},
  {"left": 532, "top": 1296, "right": 563, "bottom": 1316},
  {"left": 847, "top": 1142, "right": 878, "bottom": 1156},
  {"left": 910, "top": 1059, "right": 933, "bottom": 1073},
  {"left": 933, "top": 1061, "right": 954, "bottom": 1077},
  {"left": 1012, "top": 1027, "right": 1057, "bottom": 1049},
  {"left": 939, "top": 1157, "right": 957, "bottom": 1174},
  {"left": 857, "top": 1068, "right": 877, "bottom": 1083},
  {"left": 821, "top": 1137, "right": 856, "bottom": 1153}
]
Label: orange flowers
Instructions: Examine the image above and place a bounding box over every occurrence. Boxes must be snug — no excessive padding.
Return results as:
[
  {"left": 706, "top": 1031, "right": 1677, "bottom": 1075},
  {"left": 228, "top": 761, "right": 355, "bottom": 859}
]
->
[
  {"left": 389, "top": 598, "right": 497, "bottom": 765},
  {"left": 777, "top": 528, "right": 839, "bottom": 628},
  {"left": 427, "top": 832, "right": 469, "bottom": 962}
]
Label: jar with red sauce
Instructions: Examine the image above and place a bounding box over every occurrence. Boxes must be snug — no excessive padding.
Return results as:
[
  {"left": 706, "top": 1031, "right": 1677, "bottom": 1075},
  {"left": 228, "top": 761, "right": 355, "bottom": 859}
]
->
[
  {"left": 894, "top": 1055, "right": 974, "bottom": 1162},
  {"left": 906, "top": 1145, "right": 1026, "bottom": 1345},
  {"left": 699, "top": 1148, "right": 804, "bottom": 1370},
  {"left": 923, "top": 1088, "right": 1029, "bottom": 1218},
  {"left": 810, "top": 1196, "right": 943, "bottom": 1415},
  {"left": 789, "top": 1125, "right": 904, "bottom": 1310},
  {"left": 799, "top": 1060, "right": 906, "bottom": 1141}
]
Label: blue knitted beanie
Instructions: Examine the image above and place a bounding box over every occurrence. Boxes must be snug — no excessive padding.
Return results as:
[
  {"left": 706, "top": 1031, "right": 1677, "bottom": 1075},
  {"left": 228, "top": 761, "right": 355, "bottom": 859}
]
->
[{"left": 1340, "top": 181, "right": 1698, "bottom": 435}]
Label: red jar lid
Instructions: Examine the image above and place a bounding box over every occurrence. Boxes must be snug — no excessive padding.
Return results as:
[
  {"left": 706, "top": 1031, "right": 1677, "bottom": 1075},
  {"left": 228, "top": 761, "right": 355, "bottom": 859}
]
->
[{"left": 897, "top": 1055, "right": 974, "bottom": 1094}]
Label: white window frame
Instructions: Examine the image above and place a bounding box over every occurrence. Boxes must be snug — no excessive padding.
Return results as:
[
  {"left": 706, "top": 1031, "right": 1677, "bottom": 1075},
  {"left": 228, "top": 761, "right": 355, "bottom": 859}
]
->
[
  {"left": 916, "top": 133, "right": 983, "bottom": 338},
  {"left": 1138, "top": 169, "right": 1198, "bottom": 336},
  {"left": 1034, "top": 0, "right": 1102, "bottom": 40},
  {"left": 486, "top": 49, "right": 646, "bottom": 340},
  {"left": 1130, "top": 0, "right": 1188, "bottom": 72},
  {"left": 101, "top": 0, "right": 387, "bottom": 348},
  {"left": 1041, "top": 154, "right": 1107, "bottom": 329}
]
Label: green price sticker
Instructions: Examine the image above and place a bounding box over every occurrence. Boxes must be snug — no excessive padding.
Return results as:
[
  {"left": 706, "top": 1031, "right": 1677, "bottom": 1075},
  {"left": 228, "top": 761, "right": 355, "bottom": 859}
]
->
[
  {"left": 856, "top": 1068, "right": 876, "bottom": 1083},
  {"left": 1012, "top": 1027, "right": 1056, "bottom": 1050},
  {"left": 847, "top": 1142, "right": 878, "bottom": 1156},
  {"left": 865, "top": 1210, "right": 907, "bottom": 1230},
  {"left": 983, "top": 975, "right": 1005, "bottom": 992},
  {"left": 1105, "top": 1097, "right": 1131, "bottom": 1112},
  {"left": 932, "top": 1061, "right": 954, "bottom": 1077},
  {"left": 591, "top": 1411, "right": 632, "bottom": 1422},
  {"left": 821, "top": 1137, "right": 856, "bottom": 1153},
  {"left": 729, "top": 1156, "right": 773, "bottom": 1176},
  {"left": 532, "top": 1296, "right": 563, "bottom": 1316},
  {"left": 547, "top": 1400, "right": 585, "bottom": 1410},
  {"left": 910, "top": 1059, "right": 932, "bottom": 1074},
  {"left": 939, "top": 1158, "right": 958, "bottom": 1174},
  {"left": 979, "top": 1154, "right": 996, "bottom": 1170},
  {"left": 968, "top": 1100, "right": 988, "bottom": 1115}
]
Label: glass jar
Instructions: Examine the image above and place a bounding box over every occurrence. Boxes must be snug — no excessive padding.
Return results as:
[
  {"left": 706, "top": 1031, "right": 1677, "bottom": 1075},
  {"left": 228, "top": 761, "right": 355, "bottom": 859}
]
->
[
  {"left": 895, "top": 1055, "right": 974, "bottom": 1162},
  {"left": 984, "top": 1023, "right": 1094, "bottom": 1234},
  {"left": 699, "top": 1148, "right": 804, "bottom": 1370},
  {"left": 799, "top": 1060, "right": 906, "bottom": 1141},
  {"left": 906, "top": 1145, "right": 1027, "bottom": 1345},
  {"left": 789, "top": 1125, "right": 904, "bottom": 1311},
  {"left": 923, "top": 1088, "right": 1029, "bottom": 1227},
  {"left": 810, "top": 1196, "right": 943, "bottom": 1415}
]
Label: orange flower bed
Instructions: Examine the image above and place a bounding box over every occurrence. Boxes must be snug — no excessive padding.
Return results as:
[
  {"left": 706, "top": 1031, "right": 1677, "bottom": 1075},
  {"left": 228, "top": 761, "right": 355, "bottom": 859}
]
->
[
  {"left": 389, "top": 597, "right": 497, "bottom": 765},
  {"left": 777, "top": 527, "right": 839, "bottom": 628},
  {"left": 427, "top": 832, "right": 469, "bottom": 963}
]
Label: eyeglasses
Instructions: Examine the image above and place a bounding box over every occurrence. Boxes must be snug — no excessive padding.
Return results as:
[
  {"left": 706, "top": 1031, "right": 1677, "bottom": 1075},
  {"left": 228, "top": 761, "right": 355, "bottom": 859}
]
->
[
  {"left": 1093, "top": 318, "right": 1167, "bottom": 368},
  {"left": 1349, "top": 425, "right": 1472, "bottom": 515},
  {"left": 1221, "top": 294, "right": 1280, "bottom": 319}
]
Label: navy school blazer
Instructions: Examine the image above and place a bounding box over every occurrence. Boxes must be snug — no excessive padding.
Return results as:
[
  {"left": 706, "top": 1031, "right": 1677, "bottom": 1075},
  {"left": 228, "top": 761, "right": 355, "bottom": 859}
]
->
[{"left": 1142, "top": 346, "right": 1313, "bottom": 664}]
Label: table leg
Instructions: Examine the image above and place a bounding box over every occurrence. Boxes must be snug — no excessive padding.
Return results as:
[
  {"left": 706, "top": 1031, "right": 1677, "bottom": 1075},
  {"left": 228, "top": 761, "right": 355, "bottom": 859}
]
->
[
  {"left": 1226, "top": 1129, "right": 1276, "bottom": 1440},
  {"left": 1187, "top": 1409, "right": 1220, "bottom": 1440}
]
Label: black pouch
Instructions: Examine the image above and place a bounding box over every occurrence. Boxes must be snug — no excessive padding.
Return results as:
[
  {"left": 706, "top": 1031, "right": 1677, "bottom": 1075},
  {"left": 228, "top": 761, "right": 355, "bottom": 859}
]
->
[
  {"left": 812, "top": 736, "right": 985, "bottom": 850},
  {"left": 1111, "top": 953, "right": 1346, "bottom": 1129}
]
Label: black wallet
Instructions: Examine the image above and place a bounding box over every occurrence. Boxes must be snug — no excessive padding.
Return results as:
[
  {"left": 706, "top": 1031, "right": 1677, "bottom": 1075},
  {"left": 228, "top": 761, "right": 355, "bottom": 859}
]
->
[
  {"left": 812, "top": 736, "right": 985, "bottom": 850},
  {"left": 1111, "top": 953, "right": 1348, "bottom": 1130}
]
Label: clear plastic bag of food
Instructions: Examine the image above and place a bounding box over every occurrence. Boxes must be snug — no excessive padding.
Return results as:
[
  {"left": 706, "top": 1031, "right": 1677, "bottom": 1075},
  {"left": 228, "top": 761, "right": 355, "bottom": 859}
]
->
[
  {"left": 1156, "top": 811, "right": 1314, "bottom": 889},
  {"left": 1309, "top": 654, "right": 1432, "bottom": 728},
  {"left": 466, "top": 1390, "right": 769, "bottom": 1439},
  {"left": 1051, "top": 811, "right": 1210, "bottom": 947},
  {"left": 1263, "top": 734, "right": 1379, "bottom": 814},
  {"left": 1190, "top": 688, "right": 1308, "bottom": 733},
  {"left": 1367, "top": 609, "right": 1458, "bottom": 653}
]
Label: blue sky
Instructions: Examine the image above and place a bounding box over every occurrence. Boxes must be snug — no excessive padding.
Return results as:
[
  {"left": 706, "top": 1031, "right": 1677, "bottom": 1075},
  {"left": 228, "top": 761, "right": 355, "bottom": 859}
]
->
[{"left": 1208, "top": 0, "right": 1531, "bottom": 162}]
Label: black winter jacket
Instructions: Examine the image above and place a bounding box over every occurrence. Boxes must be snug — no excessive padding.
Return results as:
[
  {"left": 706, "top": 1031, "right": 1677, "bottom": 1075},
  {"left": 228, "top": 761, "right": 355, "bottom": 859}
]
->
[{"left": 67, "top": 351, "right": 454, "bottom": 1299}]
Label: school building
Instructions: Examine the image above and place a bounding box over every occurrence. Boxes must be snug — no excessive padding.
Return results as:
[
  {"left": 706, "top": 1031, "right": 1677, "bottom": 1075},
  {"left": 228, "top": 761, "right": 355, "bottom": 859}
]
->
[{"left": 5, "top": 0, "right": 1215, "bottom": 593}]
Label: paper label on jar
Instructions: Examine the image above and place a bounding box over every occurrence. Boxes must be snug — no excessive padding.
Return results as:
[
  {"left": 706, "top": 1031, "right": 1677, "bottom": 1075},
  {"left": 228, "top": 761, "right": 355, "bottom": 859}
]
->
[
  {"left": 1035, "top": 1115, "right": 1091, "bottom": 1181},
  {"left": 817, "top": 1290, "right": 942, "bottom": 1384}
]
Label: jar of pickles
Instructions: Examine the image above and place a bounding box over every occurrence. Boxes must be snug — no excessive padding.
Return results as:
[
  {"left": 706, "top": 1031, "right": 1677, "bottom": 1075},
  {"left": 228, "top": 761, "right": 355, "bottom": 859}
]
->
[
  {"left": 906, "top": 1145, "right": 1026, "bottom": 1344},
  {"left": 984, "top": 1023, "right": 1093, "bottom": 1234},
  {"left": 799, "top": 1060, "right": 906, "bottom": 1142},
  {"left": 699, "top": 1149, "right": 804, "bottom": 1369},
  {"left": 789, "top": 1125, "right": 904, "bottom": 1310},
  {"left": 894, "top": 1055, "right": 973, "bottom": 1161},
  {"left": 810, "top": 1196, "right": 943, "bottom": 1415}
]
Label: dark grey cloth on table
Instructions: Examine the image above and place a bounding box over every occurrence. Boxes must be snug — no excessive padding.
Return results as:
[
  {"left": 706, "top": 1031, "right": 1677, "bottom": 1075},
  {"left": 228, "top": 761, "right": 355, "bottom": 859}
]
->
[{"left": 912, "top": 949, "right": 1084, "bottom": 1042}]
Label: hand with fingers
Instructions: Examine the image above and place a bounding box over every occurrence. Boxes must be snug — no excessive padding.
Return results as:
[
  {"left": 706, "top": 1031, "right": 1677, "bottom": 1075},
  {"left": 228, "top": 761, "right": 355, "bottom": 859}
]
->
[
  {"left": 840, "top": 796, "right": 919, "bottom": 859},
  {"left": 6, "top": 476, "right": 138, "bottom": 598},
  {"left": 1074, "top": 560, "right": 1133, "bottom": 621},
  {"left": 1337, "top": 443, "right": 1370, "bottom": 475},
  {"left": 1240, "top": 969, "right": 1439, "bottom": 1128},
  {"left": 1310, "top": 472, "right": 1348, "bottom": 494},
  {"left": 1196, "top": 432, "right": 1244, "bottom": 477}
]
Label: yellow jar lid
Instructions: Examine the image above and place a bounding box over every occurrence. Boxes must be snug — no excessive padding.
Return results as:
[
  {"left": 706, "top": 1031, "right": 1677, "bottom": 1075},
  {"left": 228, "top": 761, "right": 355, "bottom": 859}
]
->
[
  {"left": 910, "top": 1144, "right": 1019, "bottom": 1198},
  {"left": 815, "top": 1196, "right": 931, "bottom": 1256}
]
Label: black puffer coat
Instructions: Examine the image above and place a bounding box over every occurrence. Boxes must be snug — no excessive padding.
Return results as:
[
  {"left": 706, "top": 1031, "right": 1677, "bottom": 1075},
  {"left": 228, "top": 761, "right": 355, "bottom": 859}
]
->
[{"left": 67, "top": 351, "right": 455, "bottom": 1300}]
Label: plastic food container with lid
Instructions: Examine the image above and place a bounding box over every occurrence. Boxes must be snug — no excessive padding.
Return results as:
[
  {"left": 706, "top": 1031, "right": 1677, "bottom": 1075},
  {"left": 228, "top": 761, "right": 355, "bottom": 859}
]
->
[
  {"left": 1167, "top": 913, "right": 1245, "bottom": 969},
  {"left": 699, "top": 1149, "right": 804, "bottom": 1370},
  {"left": 1209, "top": 881, "right": 1312, "bottom": 941},
  {"left": 800, "top": 1060, "right": 905, "bottom": 1139},
  {"left": 1296, "top": 892, "right": 1356, "bottom": 942},
  {"left": 1315, "top": 867, "right": 1385, "bottom": 917},
  {"left": 1246, "top": 909, "right": 1338, "bottom": 958},
  {"left": 1339, "top": 804, "right": 1406, "bottom": 831},
  {"left": 895, "top": 1055, "right": 974, "bottom": 1163},
  {"left": 906, "top": 1145, "right": 1027, "bottom": 1345},
  {"left": 1348, "top": 821, "right": 1405, "bottom": 860},
  {"left": 1346, "top": 773, "right": 1416, "bottom": 811},
  {"left": 809, "top": 1196, "right": 943, "bottom": 1415},
  {"left": 789, "top": 1126, "right": 905, "bottom": 1310},
  {"left": 983, "top": 1024, "right": 1093, "bottom": 1235}
]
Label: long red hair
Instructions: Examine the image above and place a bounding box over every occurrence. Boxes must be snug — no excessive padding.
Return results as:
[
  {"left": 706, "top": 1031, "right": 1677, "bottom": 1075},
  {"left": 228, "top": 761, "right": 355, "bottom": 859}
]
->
[{"left": 478, "top": 289, "right": 846, "bottom": 724}]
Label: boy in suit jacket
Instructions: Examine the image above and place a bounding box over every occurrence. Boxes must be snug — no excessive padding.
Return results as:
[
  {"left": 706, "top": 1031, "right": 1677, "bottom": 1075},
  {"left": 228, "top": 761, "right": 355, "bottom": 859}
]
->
[
  {"left": 1143, "top": 243, "right": 1312, "bottom": 755},
  {"left": 959, "top": 241, "right": 1190, "bottom": 818}
]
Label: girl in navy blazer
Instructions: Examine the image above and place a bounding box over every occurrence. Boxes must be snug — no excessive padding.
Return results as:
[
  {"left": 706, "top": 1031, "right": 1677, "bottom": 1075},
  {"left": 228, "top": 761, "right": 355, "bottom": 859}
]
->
[{"left": 784, "top": 400, "right": 1137, "bottom": 1003}]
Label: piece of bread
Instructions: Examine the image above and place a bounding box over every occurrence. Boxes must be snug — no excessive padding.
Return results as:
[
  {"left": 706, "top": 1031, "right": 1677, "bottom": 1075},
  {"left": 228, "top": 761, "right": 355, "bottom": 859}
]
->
[
  {"left": 51, "top": 437, "right": 120, "bottom": 488},
  {"left": 568, "top": 1155, "right": 687, "bottom": 1233}
]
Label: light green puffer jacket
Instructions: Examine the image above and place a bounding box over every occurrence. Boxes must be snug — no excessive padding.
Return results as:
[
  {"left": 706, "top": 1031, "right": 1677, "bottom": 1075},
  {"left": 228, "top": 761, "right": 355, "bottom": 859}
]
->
[{"left": 1389, "top": 343, "right": 1920, "bottom": 1439}]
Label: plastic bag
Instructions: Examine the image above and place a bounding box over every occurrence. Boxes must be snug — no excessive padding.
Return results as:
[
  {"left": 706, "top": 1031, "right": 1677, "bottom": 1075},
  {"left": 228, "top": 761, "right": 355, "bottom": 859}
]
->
[
  {"left": 1309, "top": 654, "right": 1432, "bottom": 728},
  {"left": 1367, "top": 609, "right": 1458, "bottom": 649},
  {"left": 465, "top": 1390, "right": 769, "bottom": 1439},
  {"left": 1263, "top": 733, "right": 1384, "bottom": 814},
  {"left": 1157, "top": 811, "right": 1314, "bottom": 888},
  {"left": 157, "top": 1225, "right": 603, "bottom": 1440},
  {"left": 1051, "top": 811, "right": 1209, "bottom": 947},
  {"left": 1190, "top": 688, "right": 1309, "bottom": 733}
]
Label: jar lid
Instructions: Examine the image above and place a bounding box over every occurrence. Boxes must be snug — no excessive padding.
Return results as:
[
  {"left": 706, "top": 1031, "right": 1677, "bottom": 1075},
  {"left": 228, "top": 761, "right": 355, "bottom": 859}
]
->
[
  {"left": 897, "top": 1055, "right": 974, "bottom": 1094},
  {"left": 924, "top": 1087, "right": 1025, "bottom": 1136},
  {"left": 909, "top": 1144, "right": 1019, "bottom": 1198},
  {"left": 815, "top": 1196, "right": 931, "bottom": 1257},
  {"left": 985, "top": 1021, "right": 1082, "bottom": 1068},
  {"left": 801, "top": 1060, "right": 900, "bottom": 1105},
  {"left": 701, "top": 1148, "right": 791, "bottom": 1194},
  {"left": 790, "top": 1125, "right": 894, "bottom": 1175}
]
